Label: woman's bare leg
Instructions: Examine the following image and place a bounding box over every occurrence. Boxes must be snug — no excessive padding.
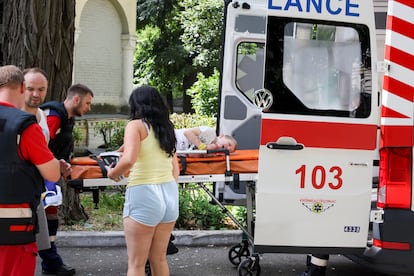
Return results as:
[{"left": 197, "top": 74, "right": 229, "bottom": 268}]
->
[
  {"left": 148, "top": 221, "right": 176, "bottom": 276},
  {"left": 124, "top": 217, "right": 155, "bottom": 276}
]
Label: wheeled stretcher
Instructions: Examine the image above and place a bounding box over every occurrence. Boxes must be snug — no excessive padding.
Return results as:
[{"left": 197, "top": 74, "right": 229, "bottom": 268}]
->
[
  {"left": 67, "top": 150, "right": 258, "bottom": 237},
  {"left": 68, "top": 149, "right": 258, "bottom": 186},
  {"left": 67, "top": 149, "right": 259, "bottom": 274},
  {"left": 68, "top": 149, "right": 258, "bottom": 205}
]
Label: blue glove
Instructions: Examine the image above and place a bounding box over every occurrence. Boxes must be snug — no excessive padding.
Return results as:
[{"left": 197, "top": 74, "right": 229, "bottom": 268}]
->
[
  {"left": 45, "top": 180, "right": 58, "bottom": 193},
  {"left": 42, "top": 180, "right": 62, "bottom": 208}
]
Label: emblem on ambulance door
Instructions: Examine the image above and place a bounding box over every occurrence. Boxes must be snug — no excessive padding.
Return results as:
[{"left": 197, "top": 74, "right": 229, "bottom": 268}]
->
[
  {"left": 253, "top": 88, "right": 273, "bottom": 110},
  {"left": 300, "top": 198, "right": 336, "bottom": 214}
]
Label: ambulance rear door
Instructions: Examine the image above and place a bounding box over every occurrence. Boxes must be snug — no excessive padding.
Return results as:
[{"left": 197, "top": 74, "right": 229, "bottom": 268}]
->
[
  {"left": 217, "top": 0, "right": 267, "bottom": 149},
  {"left": 254, "top": 0, "right": 379, "bottom": 254}
]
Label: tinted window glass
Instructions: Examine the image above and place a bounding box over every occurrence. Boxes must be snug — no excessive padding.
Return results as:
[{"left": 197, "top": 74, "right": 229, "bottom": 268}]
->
[
  {"left": 236, "top": 42, "right": 265, "bottom": 102},
  {"left": 265, "top": 18, "right": 372, "bottom": 118}
]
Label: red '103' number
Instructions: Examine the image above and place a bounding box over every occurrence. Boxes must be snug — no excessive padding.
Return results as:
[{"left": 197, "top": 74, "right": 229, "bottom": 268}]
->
[{"left": 295, "top": 165, "right": 343, "bottom": 190}]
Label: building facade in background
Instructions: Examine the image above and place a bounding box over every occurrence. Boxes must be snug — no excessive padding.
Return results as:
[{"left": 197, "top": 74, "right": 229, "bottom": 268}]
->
[{"left": 74, "top": 0, "right": 136, "bottom": 107}]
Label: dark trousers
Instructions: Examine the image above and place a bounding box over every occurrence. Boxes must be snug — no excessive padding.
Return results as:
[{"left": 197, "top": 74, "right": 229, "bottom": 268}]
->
[{"left": 39, "top": 218, "right": 63, "bottom": 270}]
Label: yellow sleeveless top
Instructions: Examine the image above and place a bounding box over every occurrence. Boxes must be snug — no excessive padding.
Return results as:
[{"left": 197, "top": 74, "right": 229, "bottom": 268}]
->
[{"left": 127, "top": 125, "right": 174, "bottom": 187}]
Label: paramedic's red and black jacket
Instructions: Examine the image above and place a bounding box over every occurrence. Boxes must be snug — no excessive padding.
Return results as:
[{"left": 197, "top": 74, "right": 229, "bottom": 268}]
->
[
  {"left": 41, "top": 101, "right": 75, "bottom": 161},
  {"left": 0, "top": 102, "right": 55, "bottom": 245}
]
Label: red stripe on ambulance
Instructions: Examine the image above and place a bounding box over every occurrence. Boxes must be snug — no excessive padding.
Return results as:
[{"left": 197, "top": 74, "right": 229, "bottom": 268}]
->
[
  {"left": 394, "top": 0, "right": 414, "bottom": 9},
  {"left": 384, "top": 45, "right": 414, "bottom": 71},
  {"left": 260, "top": 119, "right": 377, "bottom": 150},
  {"left": 380, "top": 125, "right": 413, "bottom": 148},
  {"left": 378, "top": 0, "right": 414, "bottom": 211},
  {"left": 383, "top": 76, "right": 414, "bottom": 102},
  {"left": 381, "top": 106, "right": 409, "bottom": 119},
  {"left": 385, "top": 16, "right": 414, "bottom": 40},
  {"left": 381, "top": 0, "right": 414, "bottom": 148}
]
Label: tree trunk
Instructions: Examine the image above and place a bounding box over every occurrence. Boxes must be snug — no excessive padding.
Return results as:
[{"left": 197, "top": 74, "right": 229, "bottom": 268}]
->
[
  {"left": 59, "top": 178, "right": 89, "bottom": 223},
  {"left": 182, "top": 68, "right": 196, "bottom": 113},
  {"left": 1, "top": 0, "right": 88, "bottom": 222},
  {"left": 1, "top": 0, "right": 75, "bottom": 102}
]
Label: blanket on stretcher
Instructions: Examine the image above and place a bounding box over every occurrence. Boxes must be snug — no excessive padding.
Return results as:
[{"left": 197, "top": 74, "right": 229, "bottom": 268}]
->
[{"left": 70, "top": 149, "right": 258, "bottom": 180}]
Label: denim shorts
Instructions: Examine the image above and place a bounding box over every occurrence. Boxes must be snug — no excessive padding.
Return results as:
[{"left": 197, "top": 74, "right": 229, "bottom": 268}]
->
[{"left": 123, "top": 181, "right": 179, "bottom": 227}]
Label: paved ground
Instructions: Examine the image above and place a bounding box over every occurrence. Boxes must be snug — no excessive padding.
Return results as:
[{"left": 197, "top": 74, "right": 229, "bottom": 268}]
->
[
  {"left": 35, "top": 245, "right": 389, "bottom": 276},
  {"left": 34, "top": 230, "right": 392, "bottom": 276}
]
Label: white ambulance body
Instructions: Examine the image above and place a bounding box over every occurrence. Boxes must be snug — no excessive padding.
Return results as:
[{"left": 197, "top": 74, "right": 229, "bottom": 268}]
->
[{"left": 217, "top": 0, "right": 414, "bottom": 274}]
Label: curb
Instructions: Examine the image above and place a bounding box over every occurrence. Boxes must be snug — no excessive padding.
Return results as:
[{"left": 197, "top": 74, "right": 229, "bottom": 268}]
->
[{"left": 56, "top": 230, "right": 243, "bottom": 247}]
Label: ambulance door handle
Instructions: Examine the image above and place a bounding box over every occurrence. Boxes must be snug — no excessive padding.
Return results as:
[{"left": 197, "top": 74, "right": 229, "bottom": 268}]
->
[{"left": 266, "top": 136, "right": 304, "bottom": 150}]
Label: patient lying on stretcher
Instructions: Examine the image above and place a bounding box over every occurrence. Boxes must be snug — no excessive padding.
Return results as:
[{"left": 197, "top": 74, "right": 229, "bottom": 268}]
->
[
  {"left": 174, "top": 126, "right": 237, "bottom": 157},
  {"left": 117, "top": 126, "right": 237, "bottom": 157}
]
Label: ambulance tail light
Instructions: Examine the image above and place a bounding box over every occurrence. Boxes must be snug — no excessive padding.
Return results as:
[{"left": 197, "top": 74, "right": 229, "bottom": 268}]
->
[
  {"left": 377, "top": 147, "right": 412, "bottom": 209},
  {"left": 373, "top": 238, "right": 411, "bottom": 250}
]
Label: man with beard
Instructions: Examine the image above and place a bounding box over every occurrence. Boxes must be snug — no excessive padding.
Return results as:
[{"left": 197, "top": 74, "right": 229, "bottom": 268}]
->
[
  {"left": 39, "top": 83, "right": 94, "bottom": 275},
  {"left": 22, "top": 68, "right": 73, "bottom": 255}
]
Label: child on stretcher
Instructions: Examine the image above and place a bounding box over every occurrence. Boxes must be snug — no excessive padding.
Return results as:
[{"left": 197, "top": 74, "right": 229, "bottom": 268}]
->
[{"left": 175, "top": 126, "right": 237, "bottom": 154}]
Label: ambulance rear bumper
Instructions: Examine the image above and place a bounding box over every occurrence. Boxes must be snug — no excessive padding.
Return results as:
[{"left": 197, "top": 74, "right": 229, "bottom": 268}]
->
[{"left": 347, "top": 209, "right": 414, "bottom": 276}]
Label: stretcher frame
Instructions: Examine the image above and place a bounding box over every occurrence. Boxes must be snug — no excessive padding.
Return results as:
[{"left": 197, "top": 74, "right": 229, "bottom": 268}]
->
[{"left": 67, "top": 149, "right": 258, "bottom": 242}]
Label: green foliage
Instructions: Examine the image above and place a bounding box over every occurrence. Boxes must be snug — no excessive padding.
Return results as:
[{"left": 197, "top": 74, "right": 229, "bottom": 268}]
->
[
  {"left": 170, "top": 113, "right": 216, "bottom": 129},
  {"left": 72, "top": 126, "right": 82, "bottom": 145},
  {"left": 100, "top": 190, "right": 125, "bottom": 210},
  {"left": 238, "top": 42, "right": 261, "bottom": 55},
  {"left": 63, "top": 185, "right": 237, "bottom": 231},
  {"left": 186, "top": 68, "right": 219, "bottom": 117},
  {"left": 232, "top": 206, "right": 247, "bottom": 228},
  {"left": 61, "top": 192, "right": 124, "bottom": 231},
  {"left": 136, "top": 0, "right": 178, "bottom": 32},
  {"left": 93, "top": 120, "right": 126, "bottom": 150},
  {"left": 133, "top": 26, "right": 160, "bottom": 85},
  {"left": 178, "top": 0, "right": 224, "bottom": 68},
  {"left": 133, "top": 14, "right": 188, "bottom": 99},
  {"left": 134, "top": 0, "right": 224, "bottom": 112},
  {"left": 176, "top": 183, "right": 227, "bottom": 230}
]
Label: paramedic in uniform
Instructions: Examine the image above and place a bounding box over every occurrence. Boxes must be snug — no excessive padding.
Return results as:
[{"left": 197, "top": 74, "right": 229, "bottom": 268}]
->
[
  {"left": 39, "top": 83, "right": 94, "bottom": 275},
  {"left": 0, "top": 65, "right": 61, "bottom": 275},
  {"left": 22, "top": 68, "right": 73, "bottom": 253}
]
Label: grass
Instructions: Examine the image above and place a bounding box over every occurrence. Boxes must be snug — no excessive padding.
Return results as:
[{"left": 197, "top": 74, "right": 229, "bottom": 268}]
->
[
  {"left": 59, "top": 186, "right": 243, "bottom": 232},
  {"left": 60, "top": 190, "right": 124, "bottom": 231}
]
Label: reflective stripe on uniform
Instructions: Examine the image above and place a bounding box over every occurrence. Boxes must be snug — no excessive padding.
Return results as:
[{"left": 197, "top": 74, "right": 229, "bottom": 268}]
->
[
  {"left": 311, "top": 256, "right": 329, "bottom": 267},
  {"left": 9, "top": 224, "right": 35, "bottom": 232},
  {"left": 0, "top": 207, "right": 32, "bottom": 218}
]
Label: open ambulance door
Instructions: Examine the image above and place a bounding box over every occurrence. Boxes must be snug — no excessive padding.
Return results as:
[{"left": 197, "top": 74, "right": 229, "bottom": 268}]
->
[
  {"left": 217, "top": 0, "right": 268, "bottom": 150},
  {"left": 254, "top": 1, "right": 379, "bottom": 254}
]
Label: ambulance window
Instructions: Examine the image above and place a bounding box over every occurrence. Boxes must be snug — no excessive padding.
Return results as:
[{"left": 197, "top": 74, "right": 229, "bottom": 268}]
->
[
  {"left": 236, "top": 42, "right": 265, "bottom": 102},
  {"left": 235, "top": 15, "right": 266, "bottom": 34},
  {"left": 264, "top": 18, "right": 372, "bottom": 118}
]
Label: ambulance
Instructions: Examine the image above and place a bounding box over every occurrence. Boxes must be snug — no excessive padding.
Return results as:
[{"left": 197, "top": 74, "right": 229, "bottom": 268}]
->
[{"left": 216, "top": 0, "right": 414, "bottom": 274}]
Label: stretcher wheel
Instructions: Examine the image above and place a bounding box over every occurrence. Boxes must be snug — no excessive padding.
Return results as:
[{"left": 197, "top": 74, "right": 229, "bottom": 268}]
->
[
  {"left": 228, "top": 241, "right": 250, "bottom": 266},
  {"left": 238, "top": 255, "right": 261, "bottom": 276}
]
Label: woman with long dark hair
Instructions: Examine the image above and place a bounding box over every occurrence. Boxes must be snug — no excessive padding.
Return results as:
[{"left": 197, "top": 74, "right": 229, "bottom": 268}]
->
[{"left": 108, "top": 85, "right": 179, "bottom": 276}]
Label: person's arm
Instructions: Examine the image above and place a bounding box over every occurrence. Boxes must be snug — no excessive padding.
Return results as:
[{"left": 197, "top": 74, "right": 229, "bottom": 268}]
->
[
  {"left": 117, "top": 144, "right": 125, "bottom": 152},
  {"left": 183, "top": 127, "right": 205, "bottom": 149},
  {"left": 19, "top": 124, "right": 60, "bottom": 182},
  {"left": 59, "top": 159, "right": 72, "bottom": 178},
  {"left": 107, "top": 120, "right": 143, "bottom": 181},
  {"left": 46, "top": 114, "right": 61, "bottom": 140},
  {"left": 36, "top": 159, "right": 61, "bottom": 182}
]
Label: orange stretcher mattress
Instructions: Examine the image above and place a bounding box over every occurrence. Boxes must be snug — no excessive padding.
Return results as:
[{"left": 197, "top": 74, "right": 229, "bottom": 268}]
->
[
  {"left": 178, "top": 149, "right": 258, "bottom": 175},
  {"left": 70, "top": 149, "right": 258, "bottom": 180}
]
